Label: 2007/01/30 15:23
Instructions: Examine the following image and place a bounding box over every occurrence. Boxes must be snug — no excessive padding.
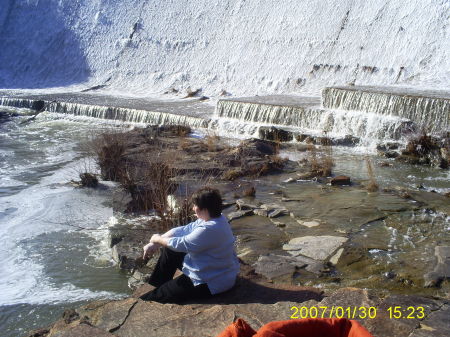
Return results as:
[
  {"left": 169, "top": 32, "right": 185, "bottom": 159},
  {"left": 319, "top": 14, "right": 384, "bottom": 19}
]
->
[{"left": 290, "top": 306, "right": 426, "bottom": 320}]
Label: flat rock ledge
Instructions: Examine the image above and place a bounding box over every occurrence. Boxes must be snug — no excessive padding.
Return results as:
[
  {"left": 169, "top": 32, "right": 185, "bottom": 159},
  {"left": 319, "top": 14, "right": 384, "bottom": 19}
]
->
[
  {"left": 29, "top": 285, "right": 450, "bottom": 337},
  {"left": 283, "top": 236, "right": 348, "bottom": 261}
]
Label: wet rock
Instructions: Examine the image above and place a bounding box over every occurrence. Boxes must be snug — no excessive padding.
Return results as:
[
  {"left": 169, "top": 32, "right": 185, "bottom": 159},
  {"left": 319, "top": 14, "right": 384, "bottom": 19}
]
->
[
  {"left": 79, "top": 173, "right": 98, "bottom": 188},
  {"left": 227, "top": 210, "right": 254, "bottom": 221},
  {"left": 330, "top": 175, "right": 351, "bottom": 186},
  {"left": 336, "top": 245, "right": 367, "bottom": 267},
  {"left": 379, "top": 161, "right": 393, "bottom": 167},
  {"left": 235, "top": 199, "right": 259, "bottom": 210},
  {"left": 295, "top": 255, "right": 325, "bottom": 274},
  {"left": 112, "top": 240, "right": 146, "bottom": 270},
  {"left": 63, "top": 309, "right": 80, "bottom": 324},
  {"left": 424, "top": 246, "right": 450, "bottom": 287},
  {"left": 396, "top": 154, "right": 424, "bottom": 165},
  {"left": 271, "top": 220, "right": 286, "bottom": 228},
  {"left": 333, "top": 135, "right": 360, "bottom": 146},
  {"left": 283, "top": 177, "right": 296, "bottom": 183},
  {"left": 384, "top": 150, "right": 400, "bottom": 158},
  {"left": 296, "top": 172, "right": 318, "bottom": 180},
  {"left": 409, "top": 304, "right": 450, "bottom": 337},
  {"left": 281, "top": 197, "right": 304, "bottom": 202},
  {"left": 254, "top": 254, "right": 300, "bottom": 279},
  {"left": 295, "top": 134, "right": 309, "bottom": 142},
  {"left": 296, "top": 220, "right": 320, "bottom": 228},
  {"left": 239, "top": 138, "right": 277, "bottom": 156},
  {"left": 259, "top": 126, "right": 294, "bottom": 142},
  {"left": 268, "top": 208, "right": 288, "bottom": 218},
  {"left": 283, "top": 236, "right": 348, "bottom": 261},
  {"left": 27, "top": 328, "right": 50, "bottom": 337},
  {"left": 261, "top": 203, "right": 286, "bottom": 212},
  {"left": 398, "top": 134, "right": 448, "bottom": 168},
  {"left": 329, "top": 248, "right": 344, "bottom": 265},
  {"left": 253, "top": 209, "right": 269, "bottom": 217},
  {"left": 222, "top": 200, "right": 235, "bottom": 210}
]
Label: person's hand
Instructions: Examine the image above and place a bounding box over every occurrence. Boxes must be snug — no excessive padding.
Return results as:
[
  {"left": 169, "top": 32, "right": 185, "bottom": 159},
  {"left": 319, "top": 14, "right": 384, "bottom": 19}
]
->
[
  {"left": 143, "top": 241, "right": 160, "bottom": 260},
  {"left": 150, "top": 234, "right": 162, "bottom": 244}
]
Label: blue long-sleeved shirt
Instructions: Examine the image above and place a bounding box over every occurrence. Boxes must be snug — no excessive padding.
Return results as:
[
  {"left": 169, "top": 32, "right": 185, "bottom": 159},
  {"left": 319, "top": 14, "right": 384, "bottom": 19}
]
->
[{"left": 166, "top": 215, "right": 240, "bottom": 294}]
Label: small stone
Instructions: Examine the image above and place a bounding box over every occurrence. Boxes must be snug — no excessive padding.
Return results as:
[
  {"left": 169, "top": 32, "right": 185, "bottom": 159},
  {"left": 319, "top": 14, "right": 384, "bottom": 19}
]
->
[
  {"left": 297, "top": 220, "right": 320, "bottom": 228},
  {"left": 236, "top": 199, "right": 258, "bottom": 210},
  {"left": 281, "top": 197, "right": 304, "bottom": 202},
  {"left": 384, "top": 151, "right": 399, "bottom": 158},
  {"left": 254, "top": 209, "right": 269, "bottom": 217},
  {"left": 268, "top": 209, "right": 288, "bottom": 218},
  {"left": 329, "top": 248, "right": 344, "bottom": 265},
  {"left": 272, "top": 221, "right": 286, "bottom": 228},
  {"left": 330, "top": 175, "right": 351, "bottom": 186}
]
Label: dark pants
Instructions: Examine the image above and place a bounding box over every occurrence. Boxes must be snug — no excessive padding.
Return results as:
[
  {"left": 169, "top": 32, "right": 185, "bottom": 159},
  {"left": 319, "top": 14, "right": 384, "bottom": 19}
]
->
[{"left": 140, "top": 247, "right": 212, "bottom": 304}]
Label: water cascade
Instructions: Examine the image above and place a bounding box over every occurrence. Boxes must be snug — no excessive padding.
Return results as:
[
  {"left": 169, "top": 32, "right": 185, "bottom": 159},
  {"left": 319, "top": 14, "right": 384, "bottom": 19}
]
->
[
  {"left": 213, "top": 86, "right": 442, "bottom": 144},
  {"left": 323, "top": 87, "right": 450, "bottom": 135},
  {"left": 0, "top": 97, "right": 208, "bottom": 128}
]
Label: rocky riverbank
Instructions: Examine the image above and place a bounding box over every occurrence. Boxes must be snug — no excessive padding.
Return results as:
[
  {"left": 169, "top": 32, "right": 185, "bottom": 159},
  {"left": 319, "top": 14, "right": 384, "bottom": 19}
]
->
[
  {"left": 29, "top": 266, "right": 450, "bottom": 337},
  {"left": 28, "top": 125, "right": 450, "bottom": 337}
]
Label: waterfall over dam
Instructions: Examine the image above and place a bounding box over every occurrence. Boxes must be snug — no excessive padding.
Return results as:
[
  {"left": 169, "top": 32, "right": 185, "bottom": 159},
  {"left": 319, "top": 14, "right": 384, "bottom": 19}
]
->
[{"left": 1, "top": 86, "right": 448, "bottom": 146}]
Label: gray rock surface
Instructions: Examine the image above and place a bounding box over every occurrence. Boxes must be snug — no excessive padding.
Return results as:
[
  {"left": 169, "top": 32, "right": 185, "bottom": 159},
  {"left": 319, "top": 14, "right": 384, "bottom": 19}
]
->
[
  {"left": 254, "top": 254, "right": 302, "bottom": 279},
  {"left": 283, "top": 236, "right": 348, "bottom": 261},
  {"left": 236, "top": 199, "right": 259, "bottom": 210},
  {"left": 51, "top": 324, "right": 116, "bottom": 337},
  {"left": 32, "top": 285, "right": 450, "bottom": 337},
  {"left": 227, "top": 210, "right": 254, "bottom": 221}
]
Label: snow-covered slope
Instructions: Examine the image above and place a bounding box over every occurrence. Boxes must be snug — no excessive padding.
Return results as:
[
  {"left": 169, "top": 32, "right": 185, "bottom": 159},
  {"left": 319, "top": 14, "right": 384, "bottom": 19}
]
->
[{"left": 0, "top": 0, "right": 448, "bottom": 96}]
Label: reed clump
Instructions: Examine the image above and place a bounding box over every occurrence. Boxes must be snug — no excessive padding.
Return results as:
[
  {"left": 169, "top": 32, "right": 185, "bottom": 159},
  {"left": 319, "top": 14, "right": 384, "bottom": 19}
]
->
[
  {"left": 366, "top": 157, "right": 379, "bottom": 192},
  {"left": 305, "top": 138, "right": 335, "bottom": 177}
]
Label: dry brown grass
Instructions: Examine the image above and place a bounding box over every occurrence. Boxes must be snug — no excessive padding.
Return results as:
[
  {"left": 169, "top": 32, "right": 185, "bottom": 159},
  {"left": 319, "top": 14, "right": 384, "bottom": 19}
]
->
[
  {"left": 366, "top": 157, "right": 379, "bottom": 192},
  {"left": 223, "top": 168, "right": 243, "bottom": 181},
  {"left": 204, "top": 131, "right": 220, "bottom": 152},
  {"left": 305, "top": 138, "right": 334, "bottom": 177},
  {"left": 243, "top": 186, "right": 256, "bottom": 197},
  {"left": 92, "top": 132, "right": 127, "bottom": 181}
]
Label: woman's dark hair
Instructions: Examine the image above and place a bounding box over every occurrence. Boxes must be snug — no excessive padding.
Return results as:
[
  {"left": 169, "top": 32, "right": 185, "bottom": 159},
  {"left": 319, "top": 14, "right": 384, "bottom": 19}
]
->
[{"left": 191, "top": 187, "right": 223, "bottom": 218}]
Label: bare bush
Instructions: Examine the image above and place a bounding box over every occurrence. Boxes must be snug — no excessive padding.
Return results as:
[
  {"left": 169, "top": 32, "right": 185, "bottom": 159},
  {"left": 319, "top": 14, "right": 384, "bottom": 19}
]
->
[
  {"left": 204, "top": 131, "right": 220, "bottom": 152},
  {"left": 93, "top": 132, "right": 127, "bottom": 181},
  {"left": 305, "top": 141, "right": 334, "bottom": 177}
]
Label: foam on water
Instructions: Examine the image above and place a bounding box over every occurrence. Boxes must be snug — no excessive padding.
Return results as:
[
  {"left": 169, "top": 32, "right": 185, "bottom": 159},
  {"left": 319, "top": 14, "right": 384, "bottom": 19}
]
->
[
  {"left": 0, "top": 113, "right": 129, "bottom": 311},
  {"left": 0, "top": 159, "right": 121, "bottom": 305}
]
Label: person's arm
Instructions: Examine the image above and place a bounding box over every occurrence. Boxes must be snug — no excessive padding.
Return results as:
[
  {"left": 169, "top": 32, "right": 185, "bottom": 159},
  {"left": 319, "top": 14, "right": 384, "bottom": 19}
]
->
[
  {"left": 166, "top": 224, "right": 217, "bottom": 253},
  {"left": 150, "top": 233, "right": 170, "bottom": 247},
  {"left": 143, "top": 220, "right": 199, "bottom": 257}
]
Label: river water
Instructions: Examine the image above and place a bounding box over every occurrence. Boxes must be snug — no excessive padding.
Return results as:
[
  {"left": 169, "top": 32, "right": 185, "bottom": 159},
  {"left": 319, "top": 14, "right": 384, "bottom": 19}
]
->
[
  {"left": 0, "top": 108, "right": 130, "bottom": 337},
  {"left": 0, "top": 106, "right": 449, "bottom": 336}
]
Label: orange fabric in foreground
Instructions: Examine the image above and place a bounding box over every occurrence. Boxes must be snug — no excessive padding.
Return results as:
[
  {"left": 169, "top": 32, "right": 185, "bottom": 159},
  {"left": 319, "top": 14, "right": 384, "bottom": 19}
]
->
[{"left": 216, "top": 318, "right": 374, "bottom": 337}]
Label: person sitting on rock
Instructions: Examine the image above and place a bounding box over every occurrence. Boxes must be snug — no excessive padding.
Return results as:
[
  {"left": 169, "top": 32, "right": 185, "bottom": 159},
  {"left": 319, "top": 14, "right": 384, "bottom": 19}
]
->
[{"left": 140, "top": 187, "right": 240, "bottom": 303}]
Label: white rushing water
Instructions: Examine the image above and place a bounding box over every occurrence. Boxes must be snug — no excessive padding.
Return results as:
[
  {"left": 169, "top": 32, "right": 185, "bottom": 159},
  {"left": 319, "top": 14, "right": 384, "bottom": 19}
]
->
[
  {"left": 0, "top": 110, "right": 129, "bottom": 336},
  {"left": 0, "top": 0, "right": 448, "bottom": 96}
]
